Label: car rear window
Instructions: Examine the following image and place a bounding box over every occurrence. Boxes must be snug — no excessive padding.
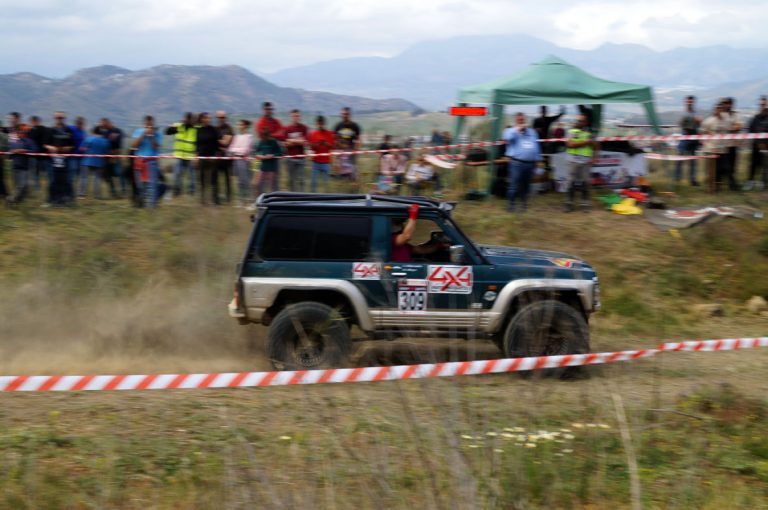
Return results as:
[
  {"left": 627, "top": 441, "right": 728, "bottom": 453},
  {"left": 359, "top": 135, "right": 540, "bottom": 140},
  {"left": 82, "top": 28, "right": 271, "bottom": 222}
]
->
[{"left": 259, "top": 215, "right": 371, "bottom": 261}]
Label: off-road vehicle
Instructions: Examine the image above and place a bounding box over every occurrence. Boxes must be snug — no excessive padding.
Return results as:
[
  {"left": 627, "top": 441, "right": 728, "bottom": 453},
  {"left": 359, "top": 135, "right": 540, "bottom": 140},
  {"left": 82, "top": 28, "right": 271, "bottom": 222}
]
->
[{"left": 229, "top": 193, "right": 600, "bottom": 370}]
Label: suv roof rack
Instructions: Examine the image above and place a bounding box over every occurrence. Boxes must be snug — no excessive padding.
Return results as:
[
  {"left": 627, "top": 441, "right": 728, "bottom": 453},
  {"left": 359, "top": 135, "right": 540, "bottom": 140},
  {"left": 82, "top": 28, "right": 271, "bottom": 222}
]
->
[{"left": 256, "top": 192, "right": 457, "bottom": 214}]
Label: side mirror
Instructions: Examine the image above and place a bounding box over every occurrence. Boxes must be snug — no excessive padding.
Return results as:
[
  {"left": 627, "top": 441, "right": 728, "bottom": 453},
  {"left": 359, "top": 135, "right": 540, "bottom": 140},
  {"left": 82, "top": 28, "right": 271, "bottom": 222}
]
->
[{"left": 450, "top": 245, "right": 465, "bottom": 265}]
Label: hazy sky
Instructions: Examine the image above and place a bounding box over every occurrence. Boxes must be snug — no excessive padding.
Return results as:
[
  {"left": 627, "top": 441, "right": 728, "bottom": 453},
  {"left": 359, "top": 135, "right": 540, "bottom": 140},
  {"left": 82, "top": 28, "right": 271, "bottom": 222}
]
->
[{"left": 2, "top": 0, "right": 766, "bottom": 77}]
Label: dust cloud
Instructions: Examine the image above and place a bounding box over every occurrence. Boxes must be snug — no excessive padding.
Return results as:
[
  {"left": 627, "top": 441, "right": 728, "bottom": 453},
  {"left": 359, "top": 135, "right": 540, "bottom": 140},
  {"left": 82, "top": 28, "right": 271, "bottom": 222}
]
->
[
  {"left": 0, "top": 276, "right": 508, "bottom": 376},
  {"left": 0, "top": 276, "right": 272, "bottom": 375}
]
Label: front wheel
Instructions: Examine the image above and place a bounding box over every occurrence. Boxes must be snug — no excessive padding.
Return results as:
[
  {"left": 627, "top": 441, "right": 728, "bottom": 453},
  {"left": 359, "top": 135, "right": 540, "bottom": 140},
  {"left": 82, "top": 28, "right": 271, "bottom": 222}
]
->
[
  {"left": 502, "top": 300, "right": 590, "bottom": 378},
  {"left": 267, "top": 302, "right": 351, "bottom": 370}
]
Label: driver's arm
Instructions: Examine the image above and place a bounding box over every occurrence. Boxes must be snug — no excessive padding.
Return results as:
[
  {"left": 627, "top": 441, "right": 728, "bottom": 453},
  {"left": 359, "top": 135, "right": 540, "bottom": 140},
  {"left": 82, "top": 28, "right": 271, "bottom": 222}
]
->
[{"left": 393, "top": 204, "right": 419, "bottom": 246}]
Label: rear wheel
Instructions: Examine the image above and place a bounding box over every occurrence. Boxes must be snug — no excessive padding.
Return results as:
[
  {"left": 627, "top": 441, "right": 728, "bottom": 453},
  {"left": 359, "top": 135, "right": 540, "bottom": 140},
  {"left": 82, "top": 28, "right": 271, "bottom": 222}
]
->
[
  {"left": 267, "top": 302, "right": 351, "bottom": 370},
  {"left": 502, "top": 300, "right": 590, "bottom": 378}
]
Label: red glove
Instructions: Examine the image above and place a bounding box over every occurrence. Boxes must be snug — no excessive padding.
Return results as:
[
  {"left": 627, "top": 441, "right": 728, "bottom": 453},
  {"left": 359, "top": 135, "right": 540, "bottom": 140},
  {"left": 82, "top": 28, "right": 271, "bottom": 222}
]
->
[{"left": 408, "top": 204, "right": 420, "bottom": 220}]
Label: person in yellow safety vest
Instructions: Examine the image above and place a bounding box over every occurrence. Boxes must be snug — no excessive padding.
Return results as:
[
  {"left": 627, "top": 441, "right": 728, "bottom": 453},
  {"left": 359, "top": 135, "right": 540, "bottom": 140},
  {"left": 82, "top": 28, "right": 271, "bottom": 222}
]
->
[
  {"left": 165, "top": 112, "right": 197, "bottom": 197},
  {"left": 565, "top": 114, "right": 598, "bottom": 212}
]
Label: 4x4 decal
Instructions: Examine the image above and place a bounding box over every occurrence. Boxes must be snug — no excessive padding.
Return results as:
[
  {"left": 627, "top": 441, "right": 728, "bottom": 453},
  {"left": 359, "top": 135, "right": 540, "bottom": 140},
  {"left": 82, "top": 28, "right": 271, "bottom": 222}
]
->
[
  {"left": 427, "top": 265, "right": 473, "bottom": 294},
  {"left": 352, "top": 262, "right": 382, "bottom": 280}
]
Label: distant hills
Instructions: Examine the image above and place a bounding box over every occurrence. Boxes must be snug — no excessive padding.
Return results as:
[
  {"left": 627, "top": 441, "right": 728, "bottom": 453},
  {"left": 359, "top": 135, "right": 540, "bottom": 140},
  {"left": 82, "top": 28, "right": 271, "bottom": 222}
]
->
[
  {"left": 0, "top": 65, "right": 419, "bottom": 126},
  {"left": 2, "top": 35, "right": 767, "bottom": 127},
  {"left": 267, "top": 34, "right": 768, "bottom": 110}
]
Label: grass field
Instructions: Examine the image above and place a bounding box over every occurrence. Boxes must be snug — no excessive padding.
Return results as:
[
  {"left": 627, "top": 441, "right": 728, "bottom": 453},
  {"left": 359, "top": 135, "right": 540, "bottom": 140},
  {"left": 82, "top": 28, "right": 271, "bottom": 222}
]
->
[{"left": 0, "top": 155, "right": 767, "bottom": 509}]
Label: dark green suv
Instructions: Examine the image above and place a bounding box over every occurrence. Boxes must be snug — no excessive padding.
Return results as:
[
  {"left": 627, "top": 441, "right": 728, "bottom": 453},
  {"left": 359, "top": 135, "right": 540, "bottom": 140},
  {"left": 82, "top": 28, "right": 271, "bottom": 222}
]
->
[{"left": 229, "top": 193, "right": 600, "bottom": 370}]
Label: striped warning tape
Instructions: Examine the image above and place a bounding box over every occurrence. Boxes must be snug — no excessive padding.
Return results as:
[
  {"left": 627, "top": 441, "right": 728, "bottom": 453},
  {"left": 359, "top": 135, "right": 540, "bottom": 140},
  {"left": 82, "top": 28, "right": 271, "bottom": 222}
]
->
[
  {"left": 1, "top": 337, "right": 765, "bottom": 392},
  {"left": 642, "top": 153, "right": 719, "bottom": 161}
]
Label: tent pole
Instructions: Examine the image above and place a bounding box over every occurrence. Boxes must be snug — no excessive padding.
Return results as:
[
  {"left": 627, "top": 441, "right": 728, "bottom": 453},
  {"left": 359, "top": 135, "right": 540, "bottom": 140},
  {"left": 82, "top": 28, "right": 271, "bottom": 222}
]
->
[
  {"left": 592, "top": 104, "right": 603, "bottom": 133},
  {"left": 451, "top": 114, "right": 466, "bottom": 189},
  {"left": 488, "top": 103, "right": 504, "bottom": 195},
  {"left": 643, "top": 102, "right": 663, "bottom": 135}
]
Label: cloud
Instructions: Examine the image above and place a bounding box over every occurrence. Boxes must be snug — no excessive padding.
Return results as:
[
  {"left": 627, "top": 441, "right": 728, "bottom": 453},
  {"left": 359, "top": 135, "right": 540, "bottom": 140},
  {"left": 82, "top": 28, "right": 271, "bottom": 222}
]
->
[
  {"left": 550, "top": 0, "right": 768, "bottom": 50},
  {"left": 0, "top": 0, "right": 766, "bottom": 77}
]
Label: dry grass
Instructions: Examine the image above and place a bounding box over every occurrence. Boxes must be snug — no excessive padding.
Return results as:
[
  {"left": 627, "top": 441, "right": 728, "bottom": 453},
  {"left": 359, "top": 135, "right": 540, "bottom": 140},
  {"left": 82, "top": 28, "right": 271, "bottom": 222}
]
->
[{"left": 0, "top": 155, "right": 767, "bottom": 509}]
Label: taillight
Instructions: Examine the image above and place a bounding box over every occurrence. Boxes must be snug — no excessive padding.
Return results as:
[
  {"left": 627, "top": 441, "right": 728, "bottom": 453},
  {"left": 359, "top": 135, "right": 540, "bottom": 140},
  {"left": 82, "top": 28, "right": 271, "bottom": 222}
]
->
[{"left": 233, "top": 285, "right": 241, "bottom": 309}]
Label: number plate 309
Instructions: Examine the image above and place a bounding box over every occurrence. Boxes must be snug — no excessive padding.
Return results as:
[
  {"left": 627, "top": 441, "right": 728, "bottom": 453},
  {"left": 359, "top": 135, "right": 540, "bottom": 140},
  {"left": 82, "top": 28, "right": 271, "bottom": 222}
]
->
[{"left": 398, "top": 285, "right": 427, "bottom": 313}]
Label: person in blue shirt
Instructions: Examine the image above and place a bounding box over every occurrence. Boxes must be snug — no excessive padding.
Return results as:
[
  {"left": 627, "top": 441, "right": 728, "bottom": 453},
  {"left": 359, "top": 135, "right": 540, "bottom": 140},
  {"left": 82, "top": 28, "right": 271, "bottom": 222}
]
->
[
  {"left": 80, "top": 127, "right": 114, "bottom": 199},
  {"left": 131, "top": 115, "right": 162, "bottom": 208},
  {"left": 68, "top": 116, "right": 86, "bottom": 191},
  {"left": 502, "top": 112, "right": 542, "bottom": 212}
]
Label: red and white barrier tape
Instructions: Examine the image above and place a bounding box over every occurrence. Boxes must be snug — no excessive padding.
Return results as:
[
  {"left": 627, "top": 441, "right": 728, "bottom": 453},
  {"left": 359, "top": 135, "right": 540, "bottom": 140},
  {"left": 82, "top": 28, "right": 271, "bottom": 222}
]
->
[
  {"left": 1, "top": 337, "right": 765, "bottom": 392},
  {"left": 2, "top": 133, "right": 766, "bottom": 161},
  {"left": 643, "top": 153, "right": 719, "bottom": 161}
]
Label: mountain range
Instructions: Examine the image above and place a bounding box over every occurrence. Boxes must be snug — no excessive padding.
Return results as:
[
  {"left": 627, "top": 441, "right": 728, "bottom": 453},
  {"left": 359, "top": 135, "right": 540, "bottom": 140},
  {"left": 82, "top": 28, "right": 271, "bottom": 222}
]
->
[
  {"left": 2, "top": 34, "right": 767, "bottom": 128},
  {"left": 0, "top": 65, "right": 419, "bottom": 127},
  {"left": 267, "top": 34, "right": 768, "bottom": 110}
]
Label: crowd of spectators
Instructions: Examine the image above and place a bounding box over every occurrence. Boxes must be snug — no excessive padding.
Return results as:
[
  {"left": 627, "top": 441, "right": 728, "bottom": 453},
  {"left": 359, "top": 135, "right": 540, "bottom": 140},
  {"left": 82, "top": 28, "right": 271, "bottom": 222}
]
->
[
  {"left": 0, "top": 103, "right": 427, "bottom": 209},
  {"left": 2, "top": 97, "right": 767, "bottom": 211}
]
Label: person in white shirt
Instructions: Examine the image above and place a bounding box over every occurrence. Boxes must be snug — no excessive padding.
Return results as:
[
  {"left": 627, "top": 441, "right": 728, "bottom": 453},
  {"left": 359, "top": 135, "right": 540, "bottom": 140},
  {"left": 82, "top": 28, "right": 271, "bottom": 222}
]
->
[
  {"left": 405, "top": 155, "right": 440, "bottom": 195},
  {"left": 228, "top": 119, "right": 255, "bottom": 205}
]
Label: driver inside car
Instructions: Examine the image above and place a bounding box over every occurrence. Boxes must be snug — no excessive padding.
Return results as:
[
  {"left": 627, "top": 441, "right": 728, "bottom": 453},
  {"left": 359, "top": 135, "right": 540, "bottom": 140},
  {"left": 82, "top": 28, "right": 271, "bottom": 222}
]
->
[{"left": 391, "top": 204, "right": 451, "bottom": 262}]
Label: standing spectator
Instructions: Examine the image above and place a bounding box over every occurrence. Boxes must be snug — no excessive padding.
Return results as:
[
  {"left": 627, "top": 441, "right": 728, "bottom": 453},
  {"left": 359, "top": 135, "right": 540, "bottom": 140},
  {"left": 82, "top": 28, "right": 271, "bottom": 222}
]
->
[
  {"left": 402, "top": 136, "right": 414, "bottom": 161},
  {"left": 283, "top": 109, "right": 309, "bottom": 192},
  {"left": 228, "top": 119, "right": 254, "bottom": 205},
  {"left": 165, "top": 112, "right": 197, "bottom": 197},
  {"left": 503, "top": 112, "right": 542, "bottom": 212},
  {"left": 550, "top": 123, "right": 566, "bottom": 153},
  {"left": 68, "top": 116, "right": 86, "bottom": 196},
  {"left": 577, "top": 105, "right": 596, "bottom": 133},
  {"left": 254, "top": 126, "right": 283, "bottom": 196},
  {"left": 0, "top": 114, "right": 19, "bottom": 200},
  {"left": 5, "top": 111, "right": 21, "bottom": 129},
  {"left": 80, "top": 126, "right": 114, "bottom": 199},
  {"left": 701, "top": 102, "right": 734, "bottom": 193},
  {"left": 378, "top": 134, "right": 393, "bottom": 153},
  {"left": 99, "top": 118, "right": 125, "bottom": 197},
  {"left": 430, "top": 129, "right": 444, "bottom": 154},
  {"left": 533, "top": 105, "right": 565, "bottom": 169},
  {"left": 0, "top": 115, "right": 12, "bottom": 199},
  {"left": 44, "top": 112, "right": 76, "bottom": 207},
  {"left": 195, "top": 112, "right": 220, "bottom": 205},
  {"left": 564, "top": 114, "right": 596, "bottom": 211},
  {"left": 7, "top": 124, "right": 34, "bottom": 205},
  {"left": 255, "top": 102, "right": 284, "bottom": 139},
  {"left": 745, "top": 95, "right": 768, "bottom": 191},
  {"left": 722, "top": 97, "right": 742, "bottom": 190},
  {"left": 675, "top": 95, "right": 701, "bottom": 186},
  {"left": 131, "top": 115, "right": 162, "bottom": 208},
  {"left": 215, "top": 111, "right": 234, "bottom": 203},
  {"left": 255, "top": 102, "right": 283, "bottom": 189},
  {"left": 308, "top": 115, "right": 335, "bottom": 193},
  {"left": 28, "top": 116, "right": 49, "bottom": 194},
  {"left": 533, "top": 105, "right": 565, "bottom": 140},
  {"left": 333, "top": 106, "right": 362, "bottom": 181}
]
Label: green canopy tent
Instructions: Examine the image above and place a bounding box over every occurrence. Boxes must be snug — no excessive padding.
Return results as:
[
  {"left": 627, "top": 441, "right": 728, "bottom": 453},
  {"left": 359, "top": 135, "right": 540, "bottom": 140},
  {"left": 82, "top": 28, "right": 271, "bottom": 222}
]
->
[{"left": 454, "top": 55, "right": 662, "bottom": 148}]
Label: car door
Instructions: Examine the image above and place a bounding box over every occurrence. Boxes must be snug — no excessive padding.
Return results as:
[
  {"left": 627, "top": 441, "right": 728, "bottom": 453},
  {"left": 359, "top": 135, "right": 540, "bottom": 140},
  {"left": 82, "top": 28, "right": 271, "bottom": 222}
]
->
[{"left": 378, "top": 214, "right": 477, "bottom": 330}]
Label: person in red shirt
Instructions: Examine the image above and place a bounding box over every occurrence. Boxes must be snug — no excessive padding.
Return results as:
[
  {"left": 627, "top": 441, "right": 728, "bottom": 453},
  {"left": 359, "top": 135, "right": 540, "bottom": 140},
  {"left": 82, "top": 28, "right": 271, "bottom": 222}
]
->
[
  {"left": 284, "top": 109, "right": 309, "bottom": 191},
  {"left": 308, "top": 115, "right": 335, "bottom": 193},
  {"left": 255, "top": 102, "right": 284, "bottom": 141}
]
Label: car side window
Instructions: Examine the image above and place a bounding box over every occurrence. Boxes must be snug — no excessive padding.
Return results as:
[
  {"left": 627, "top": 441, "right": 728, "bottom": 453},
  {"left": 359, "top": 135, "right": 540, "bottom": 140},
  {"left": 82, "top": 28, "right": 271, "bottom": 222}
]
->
[
  {"left": 259, "top": 215, "right": 371, "bottom": 261},
  {"left": 390, "top": 218, "right": 454, "bottom": 263}
]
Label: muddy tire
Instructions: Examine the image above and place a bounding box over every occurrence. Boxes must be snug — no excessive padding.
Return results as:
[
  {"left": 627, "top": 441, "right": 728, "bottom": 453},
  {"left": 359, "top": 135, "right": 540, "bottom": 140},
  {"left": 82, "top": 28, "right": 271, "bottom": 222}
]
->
[
  {"left": 267, "top": 302, "right": 351, "bottom": 370},
  {"left": 502, "top": 300, "right": 590, "bottom": 378}
]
